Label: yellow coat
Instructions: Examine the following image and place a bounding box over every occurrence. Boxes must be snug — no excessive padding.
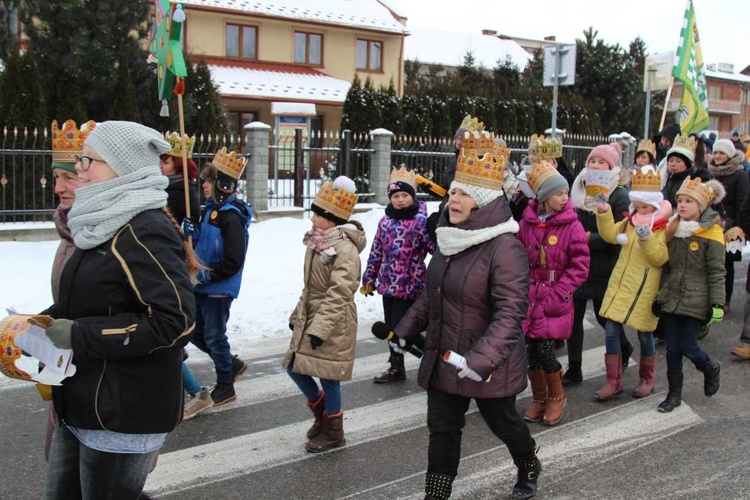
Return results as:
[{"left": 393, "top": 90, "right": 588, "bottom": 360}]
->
[{"left": 596, "top": 209, "right": 669, "bottom": 331}]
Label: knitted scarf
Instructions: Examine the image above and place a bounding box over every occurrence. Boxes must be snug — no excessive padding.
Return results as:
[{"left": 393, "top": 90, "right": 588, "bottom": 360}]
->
[
  {"left": 303, "top": 226, "right": 337, "bottom": 264},
  {"left": 571, "top": 166, "right": 623, "bottom": 213},
  {"left": 68, "top": 168, "right": 168, "bottom": 249},
  {"left": 436, "top": 218, "right": 519, "bottom": 256}
]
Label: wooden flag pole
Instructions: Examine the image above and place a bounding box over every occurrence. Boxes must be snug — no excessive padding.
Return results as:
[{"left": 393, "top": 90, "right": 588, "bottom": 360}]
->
[
  {"left": 658, "top": 75, "right": 675, "bottom": 133},
  {"left": 174, "top": 77, "right": 192, "bottom": 244}
]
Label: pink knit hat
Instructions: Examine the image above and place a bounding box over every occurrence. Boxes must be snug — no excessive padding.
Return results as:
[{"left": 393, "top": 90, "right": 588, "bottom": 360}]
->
[{"left": 587, "top": 142, "right": 621, "bottom": 170}]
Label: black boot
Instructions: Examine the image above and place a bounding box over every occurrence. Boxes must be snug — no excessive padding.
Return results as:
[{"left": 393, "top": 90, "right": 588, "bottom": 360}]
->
[
  {"left": 562, "top": 361, "right": 582, "bottom": 386},
  {"left": 700, "top": 359, "right": 721, "bottom": 396},
  {"left": 424, "top": 472, "right": 454, "bottom": 500},
  {"left": 374, "top": 355, "right": 406, "bottom": 384},
  {"left": 621, "top": 341, "right": 634, "bottom": 371},
  {"left": 657, "top": 373, "right": 683, "bottom": 413},
  {"left": 512, "top": 447, "right": 542, "bottom": 500}
]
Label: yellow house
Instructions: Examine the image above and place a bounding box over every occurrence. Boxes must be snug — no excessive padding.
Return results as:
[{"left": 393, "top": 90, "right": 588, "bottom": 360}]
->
[{"left": 179, "top": 0, "right": 408, "bottom": 140}]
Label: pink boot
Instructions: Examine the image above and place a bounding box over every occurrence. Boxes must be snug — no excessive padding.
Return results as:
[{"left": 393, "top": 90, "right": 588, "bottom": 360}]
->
[
  {"left": 633, "top": 355, "right": 656, "bottom": 398},
  {"left": 594, "top": 354, "right": 623, "bottom": 400}
]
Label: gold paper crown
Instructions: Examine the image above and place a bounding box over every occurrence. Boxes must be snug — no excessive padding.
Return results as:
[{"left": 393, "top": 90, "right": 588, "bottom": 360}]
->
[
  {"left": 725, "top": 226, "right": 745, "bottom": 243},
  {"left": 51, "top": 119, "right": 97, "bottom": 163},
  {"left": 312, "top": 180, "right": 358, "bottom": 222},
  {"left": 389, "top": 166, "right": 417, "bottom": 190},
  {"left": 529, "top": 134, "right": 562, "bottom": 159},
  {"left": 672, "top": 134, "right": 697, "bottom": 155},
  {"left": 636, "top": 139, "right": 656, "bottom": 159},
  {"left": 212, "top": 147, "right": 246, "bottom": 180},
  {"left": 164, "top": 132, "right": 196, "bottom": 159},
  {"left": 0, "top": 315, "right": 34, "bottom": 381},
  {"left": 457, "top": 114, "right": 484, "bottom": 134},
  {"left": 630, "top": 166, "right": 662, "bottom": 192},
  {"left": 677, "top": 177, "right": 715, "bottom": 209},
  {"left": 525, "top": 160, "right": 558, "bottom": 194},
  {"left": 455, "top": 131, "right": 507, "bottom": 190}
]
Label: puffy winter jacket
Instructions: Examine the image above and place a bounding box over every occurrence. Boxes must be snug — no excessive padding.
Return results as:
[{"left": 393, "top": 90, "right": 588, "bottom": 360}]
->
[{"left": 517, "top": 199, "right": 589, "bottom": 340}]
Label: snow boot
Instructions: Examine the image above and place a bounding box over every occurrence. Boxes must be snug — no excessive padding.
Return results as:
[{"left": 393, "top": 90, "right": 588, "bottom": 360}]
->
[
  {"left": 424, "top": 473, "right": 454, "bottom": 500},
  {"left": 210, "top": 382, "right": 236, "bottom": 407},
  {"left": 523, "top": 370, "right": 547, "bottom": 423},
  {"left": 657, "top": 373, "right": 683, "bottom": 413},
  {"left": 543, "top": 369, "right": 566, "bottom": 426},
  {"left": 511, "top": 446, "right": 542, "bottom": 500},
  {"left": 633, "top": 355, "right": 656, "bottom": 398},
  {"left": 374, "top": 355, "right": 406, "bottom": 383},
  {"left": 306, "top": 411, "right": 346, "bottom": 453},
  {"left": 305, "top": 391, "right": 325, "bottom": 439},
  {"left": 700, "top": 359, "right": 721, "bottom": 397},
  {"left": 594, "top": 354, "right": 623, "bottom": 401},
  {"left": 562, "top": 360, "right": 583, "bottom": 387},
  {"left": 621, "top": 341, "right": 634, "bottom": 371}
]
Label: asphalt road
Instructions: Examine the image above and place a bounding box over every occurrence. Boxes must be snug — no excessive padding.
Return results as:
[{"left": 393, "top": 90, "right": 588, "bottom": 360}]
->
[{"left": 2, "top": 262, "right": 750, "bottom": 499}]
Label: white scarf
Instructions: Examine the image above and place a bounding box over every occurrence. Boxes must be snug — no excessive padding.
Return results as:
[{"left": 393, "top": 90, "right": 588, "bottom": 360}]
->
[
  {"left": 571, "top": 166, "right": 623, "bottom": 213},
  {"left": 68, "top": 168, "right": 168, "bottom": 249},
  {"left": 436, "top": 218, "right": 519, "bottom": 256},
  {"left": 670, "top": 214, "right": 701, "bottom": 239}
]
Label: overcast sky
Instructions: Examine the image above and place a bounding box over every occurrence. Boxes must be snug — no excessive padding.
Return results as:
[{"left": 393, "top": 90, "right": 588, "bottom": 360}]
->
[{"left": 386, "top": 0, "right": 749, "bottom": 72}]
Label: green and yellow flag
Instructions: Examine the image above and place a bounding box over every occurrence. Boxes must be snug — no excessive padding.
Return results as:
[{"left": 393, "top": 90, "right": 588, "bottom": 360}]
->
[{"left": 672, "top": 0, "right": 709, "bottom": 134}]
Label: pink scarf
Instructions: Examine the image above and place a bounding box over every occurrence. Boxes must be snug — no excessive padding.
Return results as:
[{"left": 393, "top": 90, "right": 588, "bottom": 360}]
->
[{"left": 303, "top": 227, "right": 337, "bottom": 263}]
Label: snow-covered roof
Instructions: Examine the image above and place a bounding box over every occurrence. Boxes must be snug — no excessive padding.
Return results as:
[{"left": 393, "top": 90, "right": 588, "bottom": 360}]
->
[
  {"left": 704, "top": 68, "right": 750, "bottom": 84},
  {"left": 208, "top": 62, "right": 351, "bottom": 104},
  {"left": 182, "top": 0, "right": 408, "bottom": 34},
  {"left": 405, "top": 28, "right": 531, "bottom": 70}
]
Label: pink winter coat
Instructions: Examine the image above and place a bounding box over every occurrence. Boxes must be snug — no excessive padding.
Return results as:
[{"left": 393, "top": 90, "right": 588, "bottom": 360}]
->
[{"left": 517, "top": 198, "right": 590, "bottom": 340}]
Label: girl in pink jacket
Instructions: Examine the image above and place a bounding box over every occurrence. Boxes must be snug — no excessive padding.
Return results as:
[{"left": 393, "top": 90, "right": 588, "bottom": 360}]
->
[{"left": 517, "top": 160, "right": 590, "bottom": 426}]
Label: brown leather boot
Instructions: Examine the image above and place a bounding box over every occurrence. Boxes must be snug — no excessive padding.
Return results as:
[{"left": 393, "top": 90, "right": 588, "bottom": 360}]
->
[
  {"left": 543, "top": 369, "right": 566, "bottom": 426},
  {"left": 633, "top": 355, "right": 656, "bottom": 398},
  {"left": 594, "top": 354, "right": 623, "bottom": 400},
  {"left": 523, "top": 370, "right": 547, "bottom": 423},
  {"left": 305, "top": 391, "right": 325, "bottom": 439},
  {"left": 306, "top": 411, "right": 346, "bottom": 453}
]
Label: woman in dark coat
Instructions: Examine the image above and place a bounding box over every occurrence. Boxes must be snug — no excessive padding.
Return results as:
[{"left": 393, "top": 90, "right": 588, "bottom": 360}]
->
[
  {"left": 394, "top": 133, "right": 540, "bottom": 500},
  {"left": 160, "top": 133, "right": 200, "bottom": 226}
]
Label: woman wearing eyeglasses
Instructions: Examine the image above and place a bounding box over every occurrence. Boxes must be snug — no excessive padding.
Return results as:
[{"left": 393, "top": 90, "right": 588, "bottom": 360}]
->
[{"left": 41, "top": 121, "right": 199, "bottom": 500}]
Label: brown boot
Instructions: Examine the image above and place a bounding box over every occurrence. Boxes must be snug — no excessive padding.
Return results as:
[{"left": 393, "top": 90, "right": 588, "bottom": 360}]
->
[
  {"left": 305, "top": 391, "right": 325, "bottom": 439},
  {"left": 594, "top": 354, "right": 623, "bottom": 400},
  {"left": 543, "top": 369, "right": 566, "bottom": 426},
  {"left": 523, "top": 370, "right": 547, "bottom": 423},
  {"left": 306, "top": 411, "right": 346, "bottom": 453},
  {"left": 633, "top": 355, "right": 656, "bottom": 398}
]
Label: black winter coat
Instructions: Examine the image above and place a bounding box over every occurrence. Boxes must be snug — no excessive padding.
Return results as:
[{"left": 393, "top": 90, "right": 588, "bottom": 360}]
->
[
  {"left": 663, "top": 166, "right": 711, "bottom": 208},
  {"left": 51, "top": 210, "right": 195, "bottom": 433},
  {"left": 166, "top": 174, "right": 200, "bottom": 226}
]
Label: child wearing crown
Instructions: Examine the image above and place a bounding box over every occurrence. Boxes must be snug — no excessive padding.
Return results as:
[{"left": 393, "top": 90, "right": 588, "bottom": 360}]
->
[
  {"left": 283, "top": 176, "right": 367, "bottom": 453},
  {"left": 656, "top": 177, "right": 726, "bottom": 412},
  {"left": 362, "top": 167, "right": 436, "bottom": 384},
  {"left": 592, "top": 166, "right": 672, "bottom": 400},
  {"left": 517, "top": 160, "right": 589, "bottom": 426}
]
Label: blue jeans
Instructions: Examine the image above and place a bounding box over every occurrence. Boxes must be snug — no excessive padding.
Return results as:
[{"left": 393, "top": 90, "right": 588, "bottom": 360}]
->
[
  {"left": 604, "top": 320, "right": 655, "bottom": 357},
  {"left": 286, "top": 356, "right": 342, "bottom": 415},
  {"left": 192, "top": 294, "right": 234, "bottom": 384},
  {"left": 663, "top": 313, "right": 709, "bottom": 375},
  {"left": 44, "top": 424, "right": 158, "bottom": 500},
  {"left": 183, "top": 363, "right": 202, "bottom": 396}
]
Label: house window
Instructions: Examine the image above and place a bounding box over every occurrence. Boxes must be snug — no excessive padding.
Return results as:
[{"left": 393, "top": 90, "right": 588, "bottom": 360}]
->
[
  {"left": 708, "top": 85, "right": 723, "bottom": 100},
  {"left": 226, "top": 24, "right": 257, "bottom": 59},
  {"left": 709, "top": 116, "right": 720, "bottom": 131},
  {"left": 227, "top": 111, "right": 258, "bottom": 144},
  {"left": 294, "top": 32, "right": 323, "bottom": 65},
  {"left": 356, "top": 39, "right": 382, "bottom": 71}
]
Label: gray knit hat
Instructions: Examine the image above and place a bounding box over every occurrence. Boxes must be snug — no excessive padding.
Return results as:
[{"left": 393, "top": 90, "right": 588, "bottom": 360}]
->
[{"left": 84, "top": 121, "right": 170, "bottom": 177}]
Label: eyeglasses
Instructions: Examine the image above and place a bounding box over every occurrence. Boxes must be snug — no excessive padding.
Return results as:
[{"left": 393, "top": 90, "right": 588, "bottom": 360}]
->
[{"left": 74, "top": 155, "right": 107, "bottom": 172}]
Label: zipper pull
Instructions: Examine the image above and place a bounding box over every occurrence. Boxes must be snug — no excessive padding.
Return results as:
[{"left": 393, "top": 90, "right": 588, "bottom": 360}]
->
[{"left": 123, "top": 326, "right": 134, "bottom": 346}]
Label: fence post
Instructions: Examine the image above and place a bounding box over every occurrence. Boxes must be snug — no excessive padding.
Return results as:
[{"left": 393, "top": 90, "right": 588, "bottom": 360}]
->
[
  {"left": 340, "top": 129, "right": 352, "bottom": 178},
  {"left": 294, "top": 128, "right": 304, "bottom": 207},
  {"left": 370, "top": 128, "right": 394, "bottom": 206},
  {"left": 244, "top": 121, "right": 271, "bottom": 212}
]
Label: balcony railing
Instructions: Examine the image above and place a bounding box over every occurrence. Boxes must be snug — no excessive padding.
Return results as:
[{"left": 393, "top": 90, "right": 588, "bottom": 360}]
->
[{"left": 668, "top": 97, "right": 742, "bottom": 115}]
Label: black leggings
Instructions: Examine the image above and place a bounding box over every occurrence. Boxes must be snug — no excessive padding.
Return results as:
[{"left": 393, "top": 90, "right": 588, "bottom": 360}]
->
[
  {"left": 567, "top": 298, "right": 607, "bottom": 363},
  {"left": 383, "top": 296, "right": 415, "bottom": 361},
  {"left": 526, "top": 338, "right": 561, "bottom": 373}
]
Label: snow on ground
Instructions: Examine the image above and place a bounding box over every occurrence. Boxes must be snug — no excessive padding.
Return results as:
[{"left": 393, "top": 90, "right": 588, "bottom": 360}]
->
[{"left": 0, "top": 203, "right": 440, "bottom": 378}]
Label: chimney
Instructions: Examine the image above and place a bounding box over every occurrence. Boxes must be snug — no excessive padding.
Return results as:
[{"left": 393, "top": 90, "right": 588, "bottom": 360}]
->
[
  {"left": 482, "top": 29, "right": 497, "bottom": 36},
  {"left": 544, "top": 36, "right": 556, "bottom": 42}
]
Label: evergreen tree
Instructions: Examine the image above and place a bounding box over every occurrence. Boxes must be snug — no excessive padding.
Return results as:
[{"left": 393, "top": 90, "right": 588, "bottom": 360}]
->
[
  {"left": 493, "top": 56, "right": 520, "bottom": 98},
  {"left": 359, "top": 77, "right": 380, "bottom": 132},
  {"left": 340, "top": 74, "right": 363, "bottom": 133},
  {"left": 376, "top": 80, "right": 402, "bottom": 135},
  {"left": 0, "top": 48, "right": 46, "bottom": 129},
  {"left": 0, "top": 0, "right": 20, "bottom": 63},
  {"left": 111, "top": 47, "right": 140, "bottom": 122},
  {"left": 400, "top": 93, "right": 431, "bottom": 137},
  {"left": 186, "top": 59, "right": 228, "bottom": 138}
]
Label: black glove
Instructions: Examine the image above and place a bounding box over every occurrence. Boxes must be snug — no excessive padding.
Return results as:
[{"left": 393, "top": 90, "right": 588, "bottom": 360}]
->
[
  {"left": 181, "top": 218, "right": 200, "bottom": 241},
  {"left": 651, "top": 300, "right": 662, "bottom": 317},
  {"left": 309, "top": 335, "right": 323, "bottom": 349},
  {"left": 426, "top": 212, "right": 439, "bottom": 241}
]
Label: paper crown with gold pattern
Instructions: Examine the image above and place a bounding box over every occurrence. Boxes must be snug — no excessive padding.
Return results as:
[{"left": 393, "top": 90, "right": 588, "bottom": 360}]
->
[
  {"left": 529, "top": 134, "right": 562, "bottom": 160},
  {"left": 455, "top": 131, "right": 508, "bottom": 188},
  {"left": 667, "top": 134, "right": 697, "bottom": 162},
  {"left": 676, "top": 177, "right": 726, "bottom": 213},
  {"left": 630, "top": 165, "right": 662, "bottom": 193},
  {"left": 526, "top": 160, "right": 558, "bottom": 193},
  {"left": 389, "top": 166, "right": 418, "bottom": 191},
  {"left": 311, "top": 176, "right": 358, "bottom": 224},
  {"left": 212, "top": 147, "right": 246, "bottom": 180},
  {"left": 725, "top": 226, "right": 746, "bottom": 254},
  {"left": 164, "top": 131, "right": 196, "bottom": 159},
  {"left": 636, "top": 139, "right": 657, "bottom": 160},
  {"left": 455, "top": 114, "right": 485, "bottom": 138},
  {"left": 51, "top": 119, "right": 97, "bottom": 172}
]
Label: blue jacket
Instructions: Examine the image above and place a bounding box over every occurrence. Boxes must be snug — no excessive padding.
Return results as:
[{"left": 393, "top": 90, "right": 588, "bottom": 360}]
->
[{"left": 194, "top": 196, "right": 252, "bottom": 298}]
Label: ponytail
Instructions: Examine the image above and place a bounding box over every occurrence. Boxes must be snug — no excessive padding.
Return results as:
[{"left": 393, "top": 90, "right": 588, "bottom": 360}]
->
[{"left": 160, "top": 207, "right": 205, "bottom": 283}]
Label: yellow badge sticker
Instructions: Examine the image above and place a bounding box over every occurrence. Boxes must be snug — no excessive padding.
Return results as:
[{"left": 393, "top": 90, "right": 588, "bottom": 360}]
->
[
  {"left": 210, "top": 210, "right": 218, "bottom": 220},
  {"left": 548, "top": 235, "right": 559, "bottom": 246},
  {"left": 689, "top": 241, "right": 700, "bottom": 252}
]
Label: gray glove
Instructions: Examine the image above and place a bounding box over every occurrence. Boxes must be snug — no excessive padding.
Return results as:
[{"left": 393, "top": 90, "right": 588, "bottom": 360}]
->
[
  {"left": 45, "top": 319, "right": 74, "bottom": 349},
  {"left": 634, "top": 225, "right": 652, "bottom": 240}
]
